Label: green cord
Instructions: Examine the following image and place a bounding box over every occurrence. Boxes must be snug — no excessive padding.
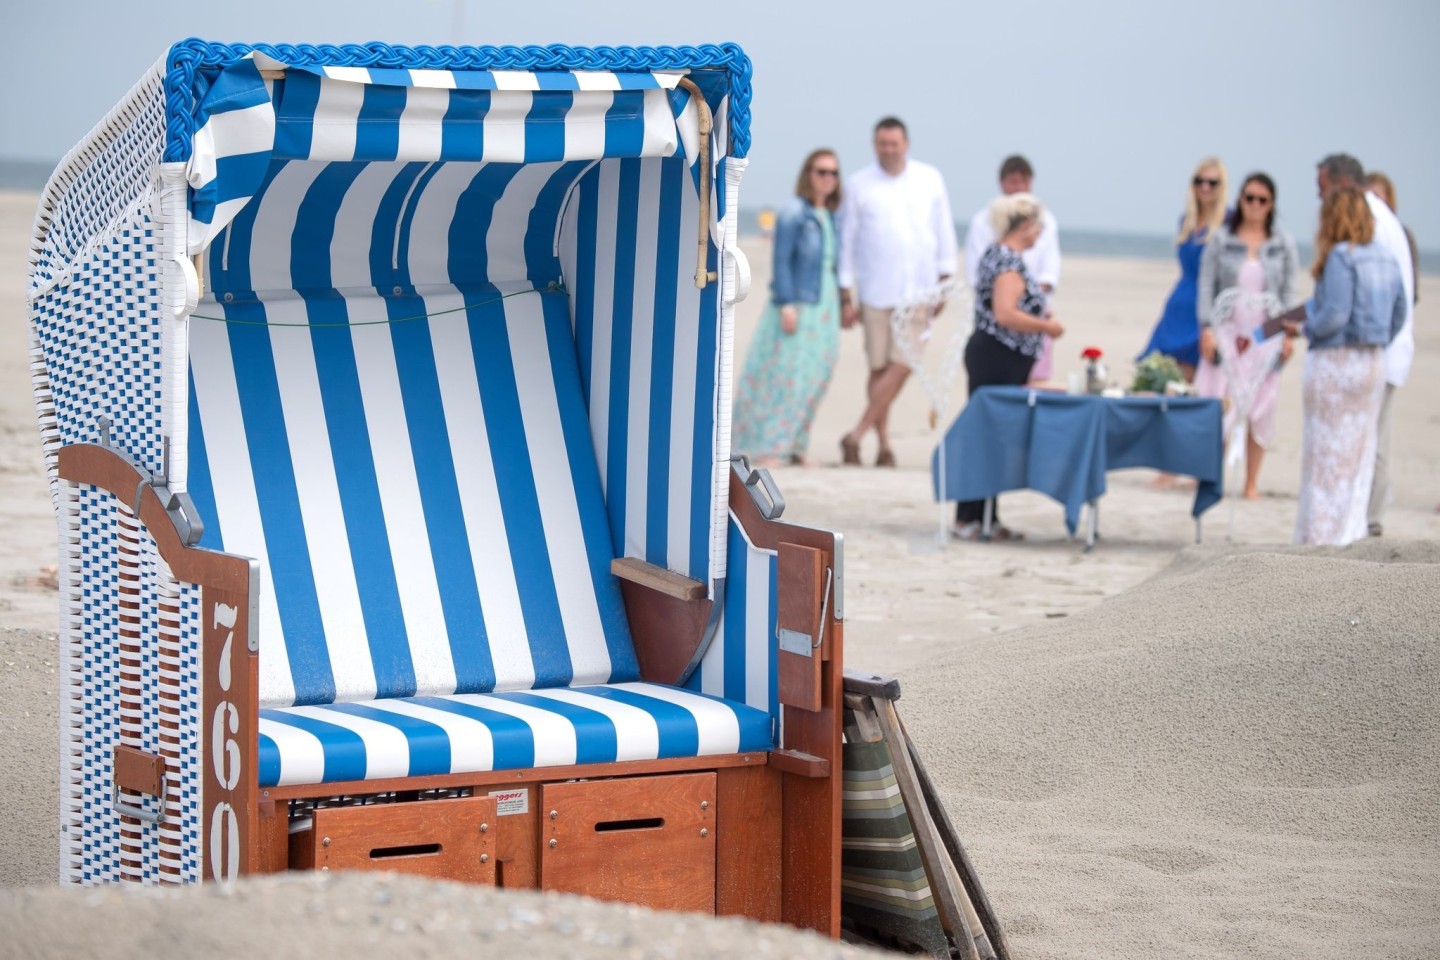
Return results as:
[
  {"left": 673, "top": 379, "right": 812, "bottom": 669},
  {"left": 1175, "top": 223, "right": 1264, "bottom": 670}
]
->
[{"left": 188, "top": 285, "right": 561, "bottom": 328}]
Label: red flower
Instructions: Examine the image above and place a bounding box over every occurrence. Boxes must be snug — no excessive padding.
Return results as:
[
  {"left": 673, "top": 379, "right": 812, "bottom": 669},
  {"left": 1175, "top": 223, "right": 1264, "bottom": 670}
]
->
[{"left": 1081, "top": 346, "right": 1104, "bottom": 360}]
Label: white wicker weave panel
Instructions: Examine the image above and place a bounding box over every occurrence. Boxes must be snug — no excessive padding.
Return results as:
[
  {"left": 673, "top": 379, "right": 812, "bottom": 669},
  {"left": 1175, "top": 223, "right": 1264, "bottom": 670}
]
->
[
  {"left": 62, "top": 487, "right": 205, "bottom": 886},
  {"left": 30, "top": 65, "right": 165, "bottom": 295},
  {"left": 72, "top": 486, "right": 123, "bottom": 883},
  {"left": 31, "top": 213, "right": 165, "bottom": 477},
  {"left": 56, "top": 480, "right": 84, "bottom": 885}
]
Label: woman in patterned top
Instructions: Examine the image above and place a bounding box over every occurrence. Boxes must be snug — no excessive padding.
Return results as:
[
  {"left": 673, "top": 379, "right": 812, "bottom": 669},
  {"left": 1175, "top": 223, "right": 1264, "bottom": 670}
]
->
[{"left": 954, "top": 193, "right": 1066, "bottom": 540}]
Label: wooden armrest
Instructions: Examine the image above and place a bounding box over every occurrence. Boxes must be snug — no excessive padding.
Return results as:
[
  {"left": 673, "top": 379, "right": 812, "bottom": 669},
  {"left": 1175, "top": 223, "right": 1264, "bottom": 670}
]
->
[
  {"left": 57, "top": 442, "right": 251, "bottom": 590},
  {"left": 612, "top": 558, "right": 710, "bottom": 686},
  {"left": 610, "top": 557, "right": 705, "bottom": 602},
  {"left": 768, "top": 749, "right": 830, "bottom": 778}
]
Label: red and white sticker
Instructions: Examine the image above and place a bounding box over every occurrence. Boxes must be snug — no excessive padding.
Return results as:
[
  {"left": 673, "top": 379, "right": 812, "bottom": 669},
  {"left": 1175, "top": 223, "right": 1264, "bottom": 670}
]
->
[{"left": 488, "top": 787, "right": 530, "bottom": 817}]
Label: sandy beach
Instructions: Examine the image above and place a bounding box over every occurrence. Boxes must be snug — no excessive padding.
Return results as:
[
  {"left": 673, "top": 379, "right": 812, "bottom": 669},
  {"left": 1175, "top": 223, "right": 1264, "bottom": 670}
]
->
[{"left": 1, "top": 187, "right": 1436, "bottom": 957}]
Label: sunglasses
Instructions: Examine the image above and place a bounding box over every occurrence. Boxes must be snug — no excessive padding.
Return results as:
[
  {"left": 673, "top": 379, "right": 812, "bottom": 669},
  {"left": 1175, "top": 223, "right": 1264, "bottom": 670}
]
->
[
  {"left": 1193, "top": 177, "right": 1220, "bottom": 188},
  {"left": 812, "top": 168, "right": 839, "bottom": 178},
  {"left": 1242, "top": 193, "right": 1272, "bottom": 205}
]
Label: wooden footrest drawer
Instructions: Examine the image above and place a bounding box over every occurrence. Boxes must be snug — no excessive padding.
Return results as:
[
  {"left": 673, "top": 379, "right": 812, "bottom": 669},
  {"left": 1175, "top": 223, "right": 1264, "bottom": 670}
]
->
[
  {"left": 540, "top": 772, "right": 716, "bottom": 913},
  {"left": 290, "top": 796, "right": 498, "bottom": 883}
]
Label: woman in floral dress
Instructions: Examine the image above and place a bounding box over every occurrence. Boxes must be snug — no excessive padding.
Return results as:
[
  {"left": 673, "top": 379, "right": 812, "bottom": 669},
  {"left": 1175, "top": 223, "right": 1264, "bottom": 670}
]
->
[{"left": 732, "top": 150, "right": 842, "bottom": 466}]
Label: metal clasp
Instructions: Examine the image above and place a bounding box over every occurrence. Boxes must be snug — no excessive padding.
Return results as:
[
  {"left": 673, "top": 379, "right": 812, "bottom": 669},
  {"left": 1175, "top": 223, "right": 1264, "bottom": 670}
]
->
[
  {"left": 776, "top": 567, "right": 833, "bottom": 658},
  {"left": 113, "top": 784, "right": 166, "bottom": 825}
]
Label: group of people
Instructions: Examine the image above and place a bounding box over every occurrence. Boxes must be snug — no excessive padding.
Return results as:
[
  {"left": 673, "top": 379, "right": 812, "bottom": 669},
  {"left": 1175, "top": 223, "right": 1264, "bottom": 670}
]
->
[
  {"left": 731, "top": 118, "right": 1419, "bottom": 548},
  {"left": 1139, "top": 154, "right": 1416, "bottom": 544},
  {"left": 733, "top": 119, "right": 1061, "bottom": 487}
]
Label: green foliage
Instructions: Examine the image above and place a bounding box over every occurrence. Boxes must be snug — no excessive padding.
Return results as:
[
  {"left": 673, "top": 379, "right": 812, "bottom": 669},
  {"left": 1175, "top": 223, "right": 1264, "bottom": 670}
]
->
[{"left": 1132, "top": 351, "right": 1185, "bottom": 393}]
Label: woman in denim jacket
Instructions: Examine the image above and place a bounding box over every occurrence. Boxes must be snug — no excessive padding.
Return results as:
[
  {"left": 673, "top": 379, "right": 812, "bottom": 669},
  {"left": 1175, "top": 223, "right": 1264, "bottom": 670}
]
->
[
  {"left": 1194, "top": 173, "right": 1299, "bottom": 498},
  {"left": 732, "top": 150, "right": 843, "bottom": 465},
  {"left": 1287, "top": 187, "right": 1407, "bottom": 545}
]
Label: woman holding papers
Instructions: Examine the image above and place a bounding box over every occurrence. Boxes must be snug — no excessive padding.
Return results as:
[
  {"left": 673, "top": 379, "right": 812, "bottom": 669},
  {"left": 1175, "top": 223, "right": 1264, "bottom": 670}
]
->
[{"left": 1194, "top": 173, "right": 1300, "bottom": 499}]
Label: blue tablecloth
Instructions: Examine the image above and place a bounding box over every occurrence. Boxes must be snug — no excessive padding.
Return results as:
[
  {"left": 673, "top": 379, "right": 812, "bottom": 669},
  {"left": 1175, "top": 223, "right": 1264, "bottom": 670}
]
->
[{"left": 931, "top": 387, "right": 1224, "bottom": 534}]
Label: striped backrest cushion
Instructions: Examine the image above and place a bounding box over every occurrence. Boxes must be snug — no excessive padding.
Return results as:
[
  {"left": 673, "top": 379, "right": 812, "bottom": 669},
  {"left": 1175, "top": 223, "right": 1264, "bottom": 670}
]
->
[{"left": 187, "top": 287, "right": 640, "bottom": 707}]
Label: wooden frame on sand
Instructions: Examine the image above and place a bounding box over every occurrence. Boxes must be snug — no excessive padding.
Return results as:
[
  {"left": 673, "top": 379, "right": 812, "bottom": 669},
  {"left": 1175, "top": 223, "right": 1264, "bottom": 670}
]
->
[{"left": 59, "top": 443, "right": 846, "bottom": 934}]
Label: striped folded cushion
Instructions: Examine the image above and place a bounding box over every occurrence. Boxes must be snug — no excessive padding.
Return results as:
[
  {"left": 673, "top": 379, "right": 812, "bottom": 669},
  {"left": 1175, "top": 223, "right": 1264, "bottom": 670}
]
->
[{"left": 257, "top": 682, "right": 773, "bottom": 787}]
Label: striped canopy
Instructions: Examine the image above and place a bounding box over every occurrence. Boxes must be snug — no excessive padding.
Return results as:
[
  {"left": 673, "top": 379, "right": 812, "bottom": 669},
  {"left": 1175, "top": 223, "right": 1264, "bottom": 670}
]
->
[
  {"left": 186, "top": 51, "right": 711, "bottom": 254},
  {"left": 175, "top": 43, "right": 745, "bottom": 610}
]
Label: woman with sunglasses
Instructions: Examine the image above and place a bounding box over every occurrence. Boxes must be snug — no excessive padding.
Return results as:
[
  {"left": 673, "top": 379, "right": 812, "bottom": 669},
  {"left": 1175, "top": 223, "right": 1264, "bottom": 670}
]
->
[
  {"left": 733, "top": 149, "right": 843, "bottom": 466},
  {"left": 1195, "top": 172, "right": 1300, "bottom": 499},
  {"left": 1138, "top": 158, "right": 1228, "bottom": 379}
]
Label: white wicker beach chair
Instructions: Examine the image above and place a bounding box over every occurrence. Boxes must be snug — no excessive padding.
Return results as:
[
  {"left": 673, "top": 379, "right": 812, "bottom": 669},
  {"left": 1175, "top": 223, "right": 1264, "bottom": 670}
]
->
[{"left": 28, "top": 39, "right": 845, "bottom": 933}]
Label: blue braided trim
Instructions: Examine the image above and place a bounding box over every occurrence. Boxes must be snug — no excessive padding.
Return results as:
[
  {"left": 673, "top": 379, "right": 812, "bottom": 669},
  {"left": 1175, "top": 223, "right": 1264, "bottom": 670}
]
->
[{"left": 163, "top": 39, "right": 753, "bottom": 163}]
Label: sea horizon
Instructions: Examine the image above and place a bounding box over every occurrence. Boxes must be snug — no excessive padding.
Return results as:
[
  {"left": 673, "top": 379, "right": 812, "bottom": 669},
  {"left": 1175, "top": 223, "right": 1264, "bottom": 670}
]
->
[{"left": 3, "top": 157, "right": 1432, "bottom": 272}]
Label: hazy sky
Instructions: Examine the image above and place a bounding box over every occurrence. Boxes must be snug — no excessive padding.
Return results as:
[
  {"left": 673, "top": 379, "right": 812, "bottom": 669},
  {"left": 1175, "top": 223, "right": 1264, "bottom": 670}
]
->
[{"left": 6, "top": 0, "right": 1437, "bottom": 246}]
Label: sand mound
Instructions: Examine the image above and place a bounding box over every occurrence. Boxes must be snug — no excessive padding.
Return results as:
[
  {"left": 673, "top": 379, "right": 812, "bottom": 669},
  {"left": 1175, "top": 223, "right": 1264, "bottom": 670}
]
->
[
  {"left": 3, "top": 547, "right": 1437, "bottom": 959},
  {"left": 904, "top": 544, "right": 1440, "bottom": 959},
  {"left": 0, "top": 871, "right": 882, "bottom": 960}
]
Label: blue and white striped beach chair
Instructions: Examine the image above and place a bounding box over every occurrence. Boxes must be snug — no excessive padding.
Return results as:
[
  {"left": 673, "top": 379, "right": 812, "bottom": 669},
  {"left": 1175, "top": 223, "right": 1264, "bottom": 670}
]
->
[{"left": 29, "top": 39, "right": 846, "bottom": 931}]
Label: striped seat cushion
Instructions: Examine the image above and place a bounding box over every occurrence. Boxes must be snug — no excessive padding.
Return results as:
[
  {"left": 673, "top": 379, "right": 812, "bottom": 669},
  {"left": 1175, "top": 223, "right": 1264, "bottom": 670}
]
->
[
  {"left": 189, "top": 287, "right": 640, "bottom": 706},
  {"left": 257, "top": 682, "right": 773, "bottom": 787}
]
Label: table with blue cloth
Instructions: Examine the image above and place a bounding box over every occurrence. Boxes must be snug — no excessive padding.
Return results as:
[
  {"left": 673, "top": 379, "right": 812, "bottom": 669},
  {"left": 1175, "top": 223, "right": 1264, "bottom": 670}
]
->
[{"left": 931, "top": 386, "right": 1224, "bottom": 549}]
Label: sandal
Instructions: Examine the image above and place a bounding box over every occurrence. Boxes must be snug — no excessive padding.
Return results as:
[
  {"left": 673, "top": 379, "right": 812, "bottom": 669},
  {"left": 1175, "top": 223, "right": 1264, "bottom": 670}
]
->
[
  {"left": 875, "top": 448, "right": 896, "bottom": 468},
  {"left": 840, "top": 435, "right": 861, "bottom": 466},
  {"left": 991, "top": 525, "right": 1026, "bottom": 541}
]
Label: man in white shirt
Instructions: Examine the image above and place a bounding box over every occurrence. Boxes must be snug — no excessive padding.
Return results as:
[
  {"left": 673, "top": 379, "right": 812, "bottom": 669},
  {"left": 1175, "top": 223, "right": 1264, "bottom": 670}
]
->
[
  {"left": 1316, "top": 154, "right": 1415, "bottom": 536},
  {"left": 837, "top": 117, "right": 957, "bottom": 467},
  {"left": 964, "top": 155, "right": 1060, "bottom": 383}
]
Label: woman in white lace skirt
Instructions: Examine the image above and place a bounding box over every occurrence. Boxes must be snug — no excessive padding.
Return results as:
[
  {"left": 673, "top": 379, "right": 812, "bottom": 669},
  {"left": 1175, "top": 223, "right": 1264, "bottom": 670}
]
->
[{"left": 1285, "top": 187, "right": 1407, "bottom": 545}]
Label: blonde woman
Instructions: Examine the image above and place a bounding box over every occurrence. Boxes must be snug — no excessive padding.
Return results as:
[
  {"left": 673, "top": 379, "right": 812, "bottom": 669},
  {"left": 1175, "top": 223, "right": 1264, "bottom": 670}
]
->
[
  {"left": 953, "top": 193, "right": 1065, "bottom": 540},
  {"left": 1137, "top": 158, "right": 1228, "bottom": 378},
  {"left": 1287, "top": 187, "right": 1406, "bottom": 545}
]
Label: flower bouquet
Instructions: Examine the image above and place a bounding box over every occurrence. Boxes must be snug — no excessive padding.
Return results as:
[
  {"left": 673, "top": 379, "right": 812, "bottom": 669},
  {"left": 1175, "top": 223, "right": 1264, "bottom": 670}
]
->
[{"left": 1131, "top": 351, "right": 1185, "bottom": 394}]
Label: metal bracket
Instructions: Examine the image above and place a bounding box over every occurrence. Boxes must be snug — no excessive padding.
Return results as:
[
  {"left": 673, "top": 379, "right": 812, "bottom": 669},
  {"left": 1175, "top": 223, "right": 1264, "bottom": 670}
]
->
[
  {"left": 775, "top": 567, "right": 832, "bottom": 658},
  {"left": 733, "top": 455, "right": 785, "bottom": 520},
  {"left": 129, "top": 474, "right": 205, "bottom": 547},
  {"left": 777, "top": 628, "right": 813, "bottom": 657},
  {"left": 165, "top": 489, "right": 205, "bottom": 546},
  {"left": 675, "top": 576, "right": 726, "bottom": 687},
  {"left": 113, "top": 784, "right": 166, "bottom": 824}
]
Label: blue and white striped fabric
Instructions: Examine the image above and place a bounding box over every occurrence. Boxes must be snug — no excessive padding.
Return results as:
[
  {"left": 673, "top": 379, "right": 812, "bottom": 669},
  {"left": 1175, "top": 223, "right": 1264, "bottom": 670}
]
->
[
  {"left": 180, "top": 55, "right": 755, "bottom": 737},
  {"left": 688, "top": 516, "right": 778, "bottom": 721},
  {"left": 186, "top": 53, "right": 700, "bottom": 255},
  {"left": 257, "top": 681, "right": 772, "bottom": 787},
  {"left": 196, "top": 149, "right": 723, "bottom": 583},
  {"left": 559, "top": 158, "right": 718, "bottom": 581},
  {"left": 189, "top": 288, "right": 638, "bottom": 707}
]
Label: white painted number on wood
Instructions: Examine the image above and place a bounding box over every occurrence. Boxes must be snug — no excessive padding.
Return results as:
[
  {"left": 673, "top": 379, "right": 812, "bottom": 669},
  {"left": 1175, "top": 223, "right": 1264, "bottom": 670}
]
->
[{"left": 209, "top": 601, "right": 242, "bottom": 883}]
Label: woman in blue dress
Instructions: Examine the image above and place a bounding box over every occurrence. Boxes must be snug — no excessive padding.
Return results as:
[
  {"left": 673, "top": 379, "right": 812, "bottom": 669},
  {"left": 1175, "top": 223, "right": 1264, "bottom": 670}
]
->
[
  {"left": 732, "top": 150, "right": 842, "bottom": 466},
  {"left": 1138, "top": 157, "right": 1228, "bottom": 379}
]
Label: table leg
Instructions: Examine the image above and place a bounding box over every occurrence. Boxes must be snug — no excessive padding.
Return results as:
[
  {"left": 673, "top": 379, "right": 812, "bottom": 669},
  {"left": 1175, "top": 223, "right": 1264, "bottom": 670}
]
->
[
  {"left": 982, "top": 498, "right": 994, "bottom": 542},
  {"left": 1195, "top": 516, "right": 1203, "bottom": 544},
  {"left": 1084, "top": 500, "right": 1098, "bottom": 553}
]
